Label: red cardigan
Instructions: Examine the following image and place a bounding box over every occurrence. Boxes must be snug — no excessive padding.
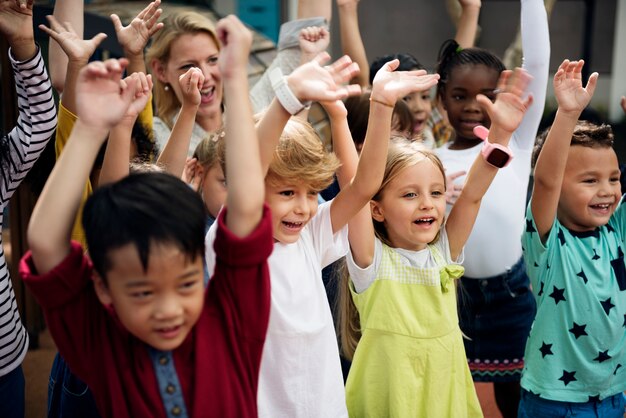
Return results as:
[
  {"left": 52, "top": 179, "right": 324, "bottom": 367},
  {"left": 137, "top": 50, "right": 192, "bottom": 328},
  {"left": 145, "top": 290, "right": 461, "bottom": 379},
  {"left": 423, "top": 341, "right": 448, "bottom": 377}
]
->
[{"left": 20, "top": 206, "right": 273, "bottom": 418}]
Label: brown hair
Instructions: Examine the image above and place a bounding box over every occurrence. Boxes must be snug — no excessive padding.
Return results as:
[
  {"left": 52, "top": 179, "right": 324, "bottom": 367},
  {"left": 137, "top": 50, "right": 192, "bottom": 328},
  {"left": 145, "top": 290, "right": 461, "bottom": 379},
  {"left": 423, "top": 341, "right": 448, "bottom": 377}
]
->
[
  {"left": 146, "top": 11, "right": 220, "bottom": 129},
  {"left": 336, "top": 137, "right": 446, "bottom": 359},
  {"left": 531, "top": 121, "right": 614, "bottom": 169}
]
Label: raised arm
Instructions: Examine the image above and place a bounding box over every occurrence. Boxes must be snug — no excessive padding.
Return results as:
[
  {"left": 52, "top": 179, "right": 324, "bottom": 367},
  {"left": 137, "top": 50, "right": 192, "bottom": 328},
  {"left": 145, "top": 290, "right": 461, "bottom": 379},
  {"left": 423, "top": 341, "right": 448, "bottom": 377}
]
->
[
  {"left": 446, "top": 68, "right": 532, "bottom": 259},
  {"left": 454, "top": 0, "right": 481, "bottom": 48},
  {"left": 256, "top": 53, "right": 361, "bottom": 175},
  {"left": 156, "top": 68, "right": 204, "bottom": 177},
  {"left": 621, "top": 96, "right": 626, "bottom": 115},
  {"left": 0, "top": 0, "right": 57, "bottom": 196},
  {"left": 216, "top": 15, "right": 263, "bottom": 236},
  {"left": 531, "top": 60, "right": 597, "bottom": 240},
  {"left": 332, "top": 62, "right": 440, "bottom": 266},
  {"left": 99, "top": 72, "right": 153, "bottom": 186},
  {"left": 110, "top": 0, "right": 163, "bottom": 75},
  {"left": 39, "top": 15, "right": 107, "bottom": 114},
  {"left": 514, "top": 0, "right": 550, "bottom": 149},
  {"left": 337, "top": 0, "right": 369, "bottom": 86},
  {"left": 47, "top": 0, "right": 82, "bottom": 93},
  {"left": 27, "top": 59, "right": 139, "bottom": 275}
]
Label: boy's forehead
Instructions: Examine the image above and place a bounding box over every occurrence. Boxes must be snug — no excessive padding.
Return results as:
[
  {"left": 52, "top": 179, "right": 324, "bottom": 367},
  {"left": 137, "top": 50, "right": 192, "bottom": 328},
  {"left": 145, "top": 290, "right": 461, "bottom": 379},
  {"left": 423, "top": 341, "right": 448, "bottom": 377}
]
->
[{"left": 566, "top": 145, "right": 619, "bottom": 171}]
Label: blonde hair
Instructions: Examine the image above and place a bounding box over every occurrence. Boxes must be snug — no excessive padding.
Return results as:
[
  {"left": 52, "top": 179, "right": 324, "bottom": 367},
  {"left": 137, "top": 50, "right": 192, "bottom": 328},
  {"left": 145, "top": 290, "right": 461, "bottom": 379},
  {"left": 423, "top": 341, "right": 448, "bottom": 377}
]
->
[
  {"left": 146, "top": 11, "right": 220, "bottom": 129},
  {"left": 266, "top": 117, "right": 340, "bottom": 192},
  {"left": 193, "top": 129, "right": 223, "bottom": 169},
  {"left": 337, "top": 137, "right": 447, "bottom": 360}
]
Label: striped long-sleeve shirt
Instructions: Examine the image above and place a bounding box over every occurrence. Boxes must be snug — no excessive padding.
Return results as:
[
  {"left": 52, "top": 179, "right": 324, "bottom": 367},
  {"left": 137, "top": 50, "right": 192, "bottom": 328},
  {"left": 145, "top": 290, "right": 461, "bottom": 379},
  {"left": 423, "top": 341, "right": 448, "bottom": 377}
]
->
[{"left": 0, "top": 47, "right": 56, "bottom": 377}]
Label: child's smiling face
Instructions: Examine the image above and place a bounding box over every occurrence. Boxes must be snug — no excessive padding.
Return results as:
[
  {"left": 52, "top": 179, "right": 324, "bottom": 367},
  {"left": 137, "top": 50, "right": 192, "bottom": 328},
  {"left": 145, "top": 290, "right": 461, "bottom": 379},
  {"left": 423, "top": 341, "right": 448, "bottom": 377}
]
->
[
  {"left": 93, "top": 242, "right": 205, "bottom": 351},
  {"left": 557, "top": 145, "right": 621, "bottom": 232},
  {"left": 441, "top": 64, "right": 500, "bottom": 143},
  {"left": 265, "top": 179, "right": 319, "bottom": 244},
  {"left": 371, "top": 158, "right": 447, "bottom": 251}
]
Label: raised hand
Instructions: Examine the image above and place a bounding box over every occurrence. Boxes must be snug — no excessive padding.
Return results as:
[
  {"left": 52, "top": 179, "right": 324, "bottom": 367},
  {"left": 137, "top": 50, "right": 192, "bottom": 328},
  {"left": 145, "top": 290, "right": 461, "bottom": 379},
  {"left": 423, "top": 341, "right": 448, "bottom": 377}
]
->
[
  {"left": 39, "top": 15, "right": 107, "bottom": 63},
  {"left": 178, "top": 67, "right": 204, "bottom": 107},
  {"left": 0, "top": 0, "right": 35, "bottom": 59},
  {"left": 299, "top": 26, "right": 330, "bottom": 58},
  {"left": 552, "top": 59, "right": 598, "bottom": 115},
  {"left": 370, "top": 59, "right": 440, "bottom": 107},
  {"left": 181, "top": 157, "right": 201, "bottom": 191},
  {"left": 476, "top": 67, "right": 533, "bottom": 135},
  {"left": 216, "top": 14, "right": 253, "bottom": 79},
  {"left": 621, "top": 96, "right": 626, "bottom": 115},
  {"left": 111, "top": 0, "right": 163, "bottom": 57},
  {"left": 445, "top": 170, "right": 467, "bottom": 205},
  {"left": 287, "top": 53, "right": 361, "bottom": 103},
  {"left": 75, "top": 58, "right": 136, "bottom": 131},
  {"left": 121, "top": 72, "right": 153, "bottom": 121}
]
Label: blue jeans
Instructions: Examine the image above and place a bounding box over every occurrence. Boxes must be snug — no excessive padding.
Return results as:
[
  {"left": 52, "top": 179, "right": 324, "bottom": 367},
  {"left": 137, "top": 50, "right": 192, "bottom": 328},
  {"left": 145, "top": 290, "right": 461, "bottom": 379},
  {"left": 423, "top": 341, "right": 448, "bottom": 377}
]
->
[
  {"left": 518, "top": 389, "right": 626, "bottom": 418},
  {"left": 0, "top": 365, "right": 25, "bottom": 418},
  {"left": 48, "top": 353, "right": 100, "bottom": 417}
]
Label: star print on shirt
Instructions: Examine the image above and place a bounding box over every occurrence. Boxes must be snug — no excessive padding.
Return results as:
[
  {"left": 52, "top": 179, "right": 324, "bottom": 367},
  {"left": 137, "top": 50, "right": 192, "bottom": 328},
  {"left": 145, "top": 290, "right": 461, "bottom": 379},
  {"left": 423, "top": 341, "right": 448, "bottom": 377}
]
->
[
  {"left": 588, "top": 395, "right": 601, "bottom": 402},
  {"left": 526, "top": 220, "right": 536, "bottom": 235},
  {"left": 600, "top": 298, "right": 615, "bottom": 316},
  {"left": 614, "top": 364, "right": 622, "bottom": 375},
  {"left": 623, "top": 314, "right": 626, "bottom": 328},
  {"left": 592, "top": 249, "right": 600, "bottom": 260},
  {"left": 538, "top": 281, "right": 545, "bottom": 296},
  {"left": 539, "top": 342, "right": 553, "bottom": 358},
  {"left": 576, "top": 270, "right": 588, "bottom": 284},
  {"left": 569, "top": 322, "right": 588, "bottom": 339},
  {"left": 557, "top": 228, "right": 566, "bottom": 246},
  {"left": 593, "top": 350, "right": 611, "bottom": 363},
  {"left": 549, "top": 286, "right": 566, "bottom": 305},
  {"left": 606, "top": 224, "right": 615, "bottom": 233},
  {"left": 558, "top": 370, "right": 577, "bottom": 386}
]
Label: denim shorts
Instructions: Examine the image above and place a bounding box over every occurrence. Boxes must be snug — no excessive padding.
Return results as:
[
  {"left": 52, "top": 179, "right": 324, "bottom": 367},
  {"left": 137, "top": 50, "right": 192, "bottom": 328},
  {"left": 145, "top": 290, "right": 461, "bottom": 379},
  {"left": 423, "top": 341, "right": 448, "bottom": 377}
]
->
[
  {"left": 458, "top": 257, "right": 537, "bottom": 382},
  {"left": 518, "top": 389, "right": 626, "bottom": 418}
]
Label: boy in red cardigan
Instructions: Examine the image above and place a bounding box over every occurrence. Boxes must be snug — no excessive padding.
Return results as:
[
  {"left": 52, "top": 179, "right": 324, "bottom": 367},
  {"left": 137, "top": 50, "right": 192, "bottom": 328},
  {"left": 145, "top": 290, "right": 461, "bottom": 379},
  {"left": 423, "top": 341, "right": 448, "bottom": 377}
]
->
[{"left": 20, "top": 16, "right": 273, "bottom": 418}]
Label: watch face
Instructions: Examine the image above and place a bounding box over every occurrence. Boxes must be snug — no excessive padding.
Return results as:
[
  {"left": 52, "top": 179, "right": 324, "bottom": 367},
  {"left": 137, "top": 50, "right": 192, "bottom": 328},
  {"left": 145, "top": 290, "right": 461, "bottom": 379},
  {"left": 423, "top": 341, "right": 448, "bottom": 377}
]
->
[{"left": 487, "top": 148, "right": 511, "bottom": 168}]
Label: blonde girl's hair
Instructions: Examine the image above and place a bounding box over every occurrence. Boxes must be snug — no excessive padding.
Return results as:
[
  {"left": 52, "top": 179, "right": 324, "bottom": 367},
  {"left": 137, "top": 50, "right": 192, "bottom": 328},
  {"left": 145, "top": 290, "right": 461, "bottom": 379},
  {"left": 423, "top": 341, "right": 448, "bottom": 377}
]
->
[
  {"left": 336, "top": 136, "right": 447, "bottom": 359},
  {"left": 146, "top": 11, "right": 220, "bottom": 129},
  {"left": 265, "top": 117, "right": 340, "bottom": 192},
  {"left": 193, "top": 128, "right": 224, "bottom": 169}
]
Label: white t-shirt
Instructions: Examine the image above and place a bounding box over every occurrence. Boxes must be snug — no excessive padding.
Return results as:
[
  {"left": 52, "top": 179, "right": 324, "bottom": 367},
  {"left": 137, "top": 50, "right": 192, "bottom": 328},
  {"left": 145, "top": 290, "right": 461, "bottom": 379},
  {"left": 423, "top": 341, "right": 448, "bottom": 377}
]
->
[{"left": 205, "top": 202, "right": 349, "bottom": 417}]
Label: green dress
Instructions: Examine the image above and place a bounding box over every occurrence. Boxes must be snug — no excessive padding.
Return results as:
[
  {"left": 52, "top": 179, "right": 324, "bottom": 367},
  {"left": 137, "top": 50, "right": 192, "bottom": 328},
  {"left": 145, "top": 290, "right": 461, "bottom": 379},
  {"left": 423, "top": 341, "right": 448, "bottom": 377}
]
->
[{"left": 346, "top": 243, "right": 483, "bottom": 418}]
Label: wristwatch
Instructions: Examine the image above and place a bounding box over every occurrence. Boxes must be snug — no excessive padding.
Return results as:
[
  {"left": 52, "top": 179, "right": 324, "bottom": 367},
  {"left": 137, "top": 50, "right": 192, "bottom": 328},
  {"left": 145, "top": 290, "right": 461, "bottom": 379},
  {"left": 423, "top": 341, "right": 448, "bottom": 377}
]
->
[
  {"left": 269, "top": 67, "right": 311, "bottom": 115},
  {"left": 474, "top": 125, "right": 514, "bottom": 168}
]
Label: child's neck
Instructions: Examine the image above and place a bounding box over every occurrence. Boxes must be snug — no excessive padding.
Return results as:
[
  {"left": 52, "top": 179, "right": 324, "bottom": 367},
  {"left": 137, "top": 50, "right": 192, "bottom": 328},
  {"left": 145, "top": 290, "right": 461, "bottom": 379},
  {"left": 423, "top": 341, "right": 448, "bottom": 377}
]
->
[{"left": 448, "top": 135, "right": 482, "bottom": 150}]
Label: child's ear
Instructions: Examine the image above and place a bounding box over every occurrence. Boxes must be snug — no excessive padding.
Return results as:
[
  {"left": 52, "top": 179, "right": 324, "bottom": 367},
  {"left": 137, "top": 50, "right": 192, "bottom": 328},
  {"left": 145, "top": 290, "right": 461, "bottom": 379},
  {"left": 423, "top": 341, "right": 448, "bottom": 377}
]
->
[
  {"left": 150, "top": 59, "right": 168, "bottom": 84},
  {"left": 370, "top": 201, "right": 385, "bottom": 223},
  {"left": 93, "top": 273, "right": 113, "bottom": 306}
]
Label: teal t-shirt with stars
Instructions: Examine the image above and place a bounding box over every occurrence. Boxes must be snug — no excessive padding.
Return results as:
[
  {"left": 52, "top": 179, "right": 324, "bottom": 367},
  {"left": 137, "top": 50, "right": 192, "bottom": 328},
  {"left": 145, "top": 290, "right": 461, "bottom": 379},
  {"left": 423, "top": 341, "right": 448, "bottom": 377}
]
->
[{"left": 521, "top": 198, "right": 626, "bottom": 402}]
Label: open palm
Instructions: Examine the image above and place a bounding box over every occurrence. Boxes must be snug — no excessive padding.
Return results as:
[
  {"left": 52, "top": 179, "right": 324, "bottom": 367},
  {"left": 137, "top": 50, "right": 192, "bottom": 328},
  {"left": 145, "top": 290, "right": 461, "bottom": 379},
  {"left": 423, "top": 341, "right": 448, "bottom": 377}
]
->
[
  {"left": 553, "top": 59, "right": 597, "bottom": 114},
  {"left": 372, "top": 60, "right": 440, "bottom": 106},
  {"left": 288, "top": 53, "right": 361, "bottom": 102},
  {"left": 39, "top": 16, "right": 106, "bottom": 62},
  {"left": 111, "top": 0, "right": 163, "bottom": 56},
  {"left": 478, "top": 68, "right": 532, "bottom": 134}
]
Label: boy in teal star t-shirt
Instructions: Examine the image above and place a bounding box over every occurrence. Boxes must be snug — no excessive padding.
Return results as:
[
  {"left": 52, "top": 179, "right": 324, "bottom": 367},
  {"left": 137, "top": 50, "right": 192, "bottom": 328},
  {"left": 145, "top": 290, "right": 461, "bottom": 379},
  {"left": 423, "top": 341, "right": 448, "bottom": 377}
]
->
[{"left": 520, "top": 59, "right": 626, "bottom": 416}]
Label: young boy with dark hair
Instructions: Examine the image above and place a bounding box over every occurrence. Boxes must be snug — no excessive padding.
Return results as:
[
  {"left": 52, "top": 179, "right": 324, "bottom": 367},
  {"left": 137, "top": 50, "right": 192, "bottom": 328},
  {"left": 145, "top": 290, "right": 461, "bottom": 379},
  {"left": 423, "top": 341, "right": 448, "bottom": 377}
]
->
[
  {"left": 520, "top": 59, "right": 626, "bottom": 417},
  {"left": 20, "top": 15, "right": 273, "bottom": 418}
]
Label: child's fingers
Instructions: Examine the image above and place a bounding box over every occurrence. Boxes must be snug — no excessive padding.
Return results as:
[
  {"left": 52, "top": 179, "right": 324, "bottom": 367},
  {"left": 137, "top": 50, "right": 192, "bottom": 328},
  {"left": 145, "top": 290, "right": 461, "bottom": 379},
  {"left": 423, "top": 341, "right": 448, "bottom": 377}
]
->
[
  {"left": 522, "top": 93, "right": 534, "bottom": 110},
  {"left": 382, "top": 59, "right": 400, "bottom": 73},
  {"left": 313, "top": 52, "right": 332, "bottom": 66},
  {"left": 475, "top": 93, "right": 494, "bottom": 116},
  {"left": 110, "top": 14, "right": 123, "bottom": 33},
  {"left": 146, "top": 74, "right": 153, "bottom": 92},
  {"left": 584, "top": 72, "right": 599, "bottom": 97},
  {"left": 90, "top": 32, "right": 108, "bottom": 48},
  {"left": 334, "top": 62, "right": 360, "bottom": 84}
]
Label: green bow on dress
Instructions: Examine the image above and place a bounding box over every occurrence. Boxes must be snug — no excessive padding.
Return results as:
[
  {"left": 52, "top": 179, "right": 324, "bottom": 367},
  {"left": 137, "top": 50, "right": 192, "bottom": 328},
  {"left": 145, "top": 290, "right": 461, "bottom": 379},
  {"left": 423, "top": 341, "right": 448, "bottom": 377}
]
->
[{"left": 439, "top": 264, "right": 465, "bottom": 292}]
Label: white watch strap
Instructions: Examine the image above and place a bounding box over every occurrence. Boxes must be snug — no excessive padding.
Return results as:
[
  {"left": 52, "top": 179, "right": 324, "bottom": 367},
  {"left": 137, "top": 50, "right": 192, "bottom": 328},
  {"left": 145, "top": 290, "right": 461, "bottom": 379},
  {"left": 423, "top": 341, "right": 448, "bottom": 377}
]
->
[{"left": 269, "top": 67, "right": 309, "bottom": 115}]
